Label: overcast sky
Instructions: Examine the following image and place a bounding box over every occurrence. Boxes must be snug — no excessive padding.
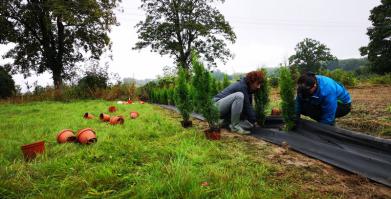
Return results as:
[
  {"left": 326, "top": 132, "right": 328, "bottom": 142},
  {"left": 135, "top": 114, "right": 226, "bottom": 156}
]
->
[{"left": 0, "top": 0, "right": 381, "bottom": 91}]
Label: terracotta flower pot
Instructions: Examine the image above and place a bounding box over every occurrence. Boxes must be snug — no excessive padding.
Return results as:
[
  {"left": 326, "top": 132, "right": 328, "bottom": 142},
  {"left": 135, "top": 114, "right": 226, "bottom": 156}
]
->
[
  {"left": 76, "top": 128, "right": 97, "bottom": 144},
  {"left": 100, "top": 113, "right": 111, "bottom": 122},
  {"left": 204, "top": 128, "right": 221, "bottom": 140},
  {"left": 181, "top": 120, "right": 192, "bottom": 128},
  {"left": 83, "top": 112, "right": 94, "bottom": 119},
  {"left": 108, "top": 106, "right": 116, "bottom": 113},
  {"left": 21, "top": 141, "right": 45, "bottom": 161},
  {"left": 140, "top": 101, "right": 145, "bottom": 104},
  {"left": 271, "top": 108, "right": 282, "bottom": 116},
  {"left": 110, "top": 116, "right": 125, "bottom": 125},
  {"left": 57, "top": 129, "right": 76, "bottom": 143},
  {"left": 127, "top": 99, "right": 133, "bottom": 104},
  {"left": 130, "top": 111, "right": 139, "bottom": 119}
]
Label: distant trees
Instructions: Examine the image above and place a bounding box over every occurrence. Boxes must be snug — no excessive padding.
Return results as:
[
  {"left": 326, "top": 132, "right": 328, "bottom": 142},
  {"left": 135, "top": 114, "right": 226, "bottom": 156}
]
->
[
  {"left": 134, "top": 0, "right": 236, "bottom": 71},
  {"left": 289, "top": 38, "right": 336, "bottom": 74},
  {"left": 360, "top": 0, "right": 391, "bottom": 75},
  {"left": 77, "top": 66, "right": 109, "bottom": 98},
  {"left": 326, "top": 58, "right": 369, "bottom": 71},
  {"left": 0, "top": 67, "right": 16, "bottom": 99},
  {"left": 222, "top": 74, "right": 230, "bottom": 89},
  {"left": 0, "top": 0, "right": 120, "bottom": 96}
]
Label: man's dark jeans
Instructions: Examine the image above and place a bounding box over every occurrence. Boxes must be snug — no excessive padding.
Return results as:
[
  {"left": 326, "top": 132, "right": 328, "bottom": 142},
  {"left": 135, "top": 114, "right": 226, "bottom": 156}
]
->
[{"left": 300, "top": 101, "right": 351, "bottom": 123}]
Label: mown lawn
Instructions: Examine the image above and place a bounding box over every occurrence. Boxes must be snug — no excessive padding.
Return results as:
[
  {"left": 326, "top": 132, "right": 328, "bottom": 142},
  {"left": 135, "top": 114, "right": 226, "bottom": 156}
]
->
[
  {"left": 0, "top": 100, "right": 317, "bottom": 199},
  {"left": 2, "top": 100, "right": 391, "bottom": 198}
]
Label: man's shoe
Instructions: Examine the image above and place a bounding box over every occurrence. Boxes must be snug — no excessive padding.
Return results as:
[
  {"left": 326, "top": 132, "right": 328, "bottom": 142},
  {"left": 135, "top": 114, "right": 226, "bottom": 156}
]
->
[
  {"left": 238, "top": 120, "right": 254, "bottom": 130},
  {"left": 229, "top": 124, "right": 251, "bottom": 135}
]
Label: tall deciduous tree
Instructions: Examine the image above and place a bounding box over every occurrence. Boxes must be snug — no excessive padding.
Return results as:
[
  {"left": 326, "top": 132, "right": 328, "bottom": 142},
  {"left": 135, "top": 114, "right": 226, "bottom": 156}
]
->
[
  {"left": 289, "top": 38, "right": 336, "bottom": 73},
  {"left": 0, "top": 0, "right": 119, "bottom": 95},
  {"left": 360, "top": 0, "right": 391, "bottom": 75},
  {"left": 134, "top": 0, "right": 236, "bottom": 71},
  {"left": 0, "top": 67, "right": 16, "bottom": 99}
]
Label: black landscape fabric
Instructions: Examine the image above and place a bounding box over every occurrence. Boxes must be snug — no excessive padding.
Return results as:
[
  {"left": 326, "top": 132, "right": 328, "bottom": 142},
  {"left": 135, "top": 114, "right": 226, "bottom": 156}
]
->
[{"left": 159, "top": 104, "right": 391, "bottom": 187}]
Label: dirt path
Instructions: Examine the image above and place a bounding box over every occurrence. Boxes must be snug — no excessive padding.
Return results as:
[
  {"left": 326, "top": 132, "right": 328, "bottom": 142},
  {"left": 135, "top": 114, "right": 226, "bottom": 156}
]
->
[{"left": 222, "top": 129, "right": 391, "bottom": 198}]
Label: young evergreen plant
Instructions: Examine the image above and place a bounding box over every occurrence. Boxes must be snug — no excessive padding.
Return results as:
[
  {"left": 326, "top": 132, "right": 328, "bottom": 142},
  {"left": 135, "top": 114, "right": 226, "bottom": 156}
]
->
[
  {"left": 175, "top": 68, "right": 193, "bottom": 127},
  {"left": 254, "top": 69, "right": 270, "bottom": 126},
  {"left": 202, "top": 69, "right": 220, "bottom": 130},
  {"left": 223, "top": 74, "right": 230, "bottom": 88},
  {"left": 210, "top": 77, "right": 219, "bottom": 96},
  {"left": 191, "top": 51, "right": 220, "bottom": 130},
  {"left": 279, "top": 67, "right": 296, "bottom": 130},
  {"left": 192, "top": 52, "right": 206, "bottom": 113}
]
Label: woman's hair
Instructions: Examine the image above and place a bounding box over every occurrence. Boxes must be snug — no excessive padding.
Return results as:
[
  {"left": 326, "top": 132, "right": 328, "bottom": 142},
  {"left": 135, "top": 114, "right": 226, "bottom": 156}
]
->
[{"left": 245, "top": 71, "right": 265, "bottom": 85}]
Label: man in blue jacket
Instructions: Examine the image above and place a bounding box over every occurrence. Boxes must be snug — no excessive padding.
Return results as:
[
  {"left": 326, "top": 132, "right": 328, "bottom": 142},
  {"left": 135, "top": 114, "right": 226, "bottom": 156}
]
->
[
  {"left": 295, "top": 72, "right": 352, "bottom": 126},
  {"left": 213, "top": 71, "right": 264, "bottom": 134}
]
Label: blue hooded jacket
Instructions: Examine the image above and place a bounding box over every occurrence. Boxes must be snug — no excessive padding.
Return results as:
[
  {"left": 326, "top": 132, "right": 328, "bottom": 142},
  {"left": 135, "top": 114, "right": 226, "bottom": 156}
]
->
[
  {"left": 213, "top": 78, "right": 257, "bottom": 123},
  {"left": 295, "top": 75, "right": 351, "bottom": 125}
]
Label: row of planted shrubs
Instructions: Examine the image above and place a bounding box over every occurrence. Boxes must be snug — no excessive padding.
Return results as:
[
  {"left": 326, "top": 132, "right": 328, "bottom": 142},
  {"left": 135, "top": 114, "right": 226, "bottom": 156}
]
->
[{"left": 142, "top": 51, "right": 273, "bottom": 130}]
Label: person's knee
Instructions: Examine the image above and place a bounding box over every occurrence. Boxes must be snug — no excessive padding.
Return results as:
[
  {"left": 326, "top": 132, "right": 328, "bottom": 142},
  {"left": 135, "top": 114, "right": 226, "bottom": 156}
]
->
[{"left": 233, "top": 92, "right": 244, "bottom": 100}]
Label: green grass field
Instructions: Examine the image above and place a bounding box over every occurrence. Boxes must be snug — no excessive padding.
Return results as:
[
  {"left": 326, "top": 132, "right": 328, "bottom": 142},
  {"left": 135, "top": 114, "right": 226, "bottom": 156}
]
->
[
  {"left": 3, "top": 101, "right": 390, "bottom": 198},
  {"left": 0, "top": 100, "right": 313, "bottom": 198}
]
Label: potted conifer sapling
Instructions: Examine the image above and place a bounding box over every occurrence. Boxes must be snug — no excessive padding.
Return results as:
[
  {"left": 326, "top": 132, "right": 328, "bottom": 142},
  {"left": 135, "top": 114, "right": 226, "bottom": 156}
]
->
[
  {"left": 175, "top": 68, "right": 193, "bottom": 128},
  {"left": 254, "top": 69, "right": 269, "bottom": 126},
  {"left": 279, "top": 67, "right": 296, "bottom": 130}
]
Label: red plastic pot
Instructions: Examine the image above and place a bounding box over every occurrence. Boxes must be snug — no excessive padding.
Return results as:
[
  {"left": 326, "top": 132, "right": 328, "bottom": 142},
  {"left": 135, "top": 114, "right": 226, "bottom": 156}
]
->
[
  {"left": 128, "top": 99, "right": 133, "bottom": 104},
  {"left": 130, "top": 111, "right": 139, "bottom": 119},
  {"left": 83, "top": 112, "right": 94, "bottom": 119},
  {"left": 271, "top": 108, "right": 281, "bottom": 116},
  {"left": 110, "top": 116, "right": 125, "bottom": 125},
  {"left": 108, "top": 106, "right": 116, "bottom": 113},
  {"left": 57, "top": 129, "right": 76, "bottom": 143},
  {"left": 204, "top": 128, "right": 221, "bottom": 140},
  {"left": 100, "top": 113, "right": 111, "bottom": 122},
  {"left": 21, "top": 141, "right": 45, "bottom": 161},
  {"left": 76, "top": 128, "right": 97, "bottom": 144},
  {"left": 140, "top": 101, "right": 145, "bottom": 104}
]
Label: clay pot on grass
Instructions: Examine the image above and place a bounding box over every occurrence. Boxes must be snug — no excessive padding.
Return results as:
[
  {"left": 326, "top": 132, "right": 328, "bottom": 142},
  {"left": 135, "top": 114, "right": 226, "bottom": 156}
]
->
[
  {"left": 127, "top": 99, "right": 133, "bottom": 104},
  {"left": 21, "top": 141, "right": 45, "bottom": 161},
  {"left": 83, "top": 112, "right": 94, "bottom": 119},
  {"left": 140, "top": 101, "right": 145, "bottom": 104},
  {"left": 110, "top": 116, "right": 125, "bottom": 125},
  {"left": 108, "top": 106, "right": 116, "bottom": 113},
  {"left": 181, "top": 120, "right": 192, "bottom": 128},
  {"left": 271, "top": 108, "right": 282, "bottom": 116},
  {"left": 76, "top": 128, "right": 97, "bottom": 144},
  {"left": 204, "top": 128, "right": 221, "bottom": 140},
  {"left": 130, "top": 111, "right": 139, "bottom": 119},
  {"left": 57, "top": 129, "right": 76, "bottom": 143},
  {"left": 100, "top": 113, "right": 111, "bottom": 122}
]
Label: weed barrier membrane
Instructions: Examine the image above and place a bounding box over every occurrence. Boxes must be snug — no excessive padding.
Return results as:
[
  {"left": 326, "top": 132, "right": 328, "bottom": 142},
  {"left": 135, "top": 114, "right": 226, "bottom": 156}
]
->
[{"left": 158, "top": 104, "right": 391, "bottom": 187}]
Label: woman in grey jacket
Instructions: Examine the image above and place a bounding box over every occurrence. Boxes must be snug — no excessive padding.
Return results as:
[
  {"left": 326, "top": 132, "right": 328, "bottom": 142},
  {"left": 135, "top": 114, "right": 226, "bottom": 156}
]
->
[{"left": 213, "top": 71, "right": 264, "bottom": 134}]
